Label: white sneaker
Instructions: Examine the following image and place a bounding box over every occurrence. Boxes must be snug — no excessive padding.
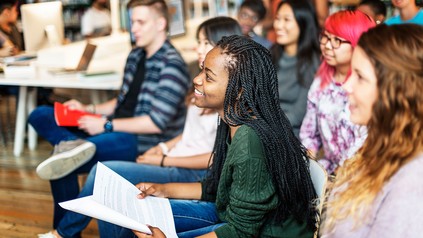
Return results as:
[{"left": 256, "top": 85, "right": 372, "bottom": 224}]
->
[
  {"left": 36, "top": 139, "right": 96, "bottom": 180},
  {"left": 37, "top": 231, "right": 58, "bottom": 238}
]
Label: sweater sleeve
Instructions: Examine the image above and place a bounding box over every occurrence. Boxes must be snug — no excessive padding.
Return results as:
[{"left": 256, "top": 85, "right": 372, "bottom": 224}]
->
[
  {"left": 214, "top": 127, "right": 278, "bottom": 237},
  {"left": 367, "top": 158, "right": 423, "bottom": 238}
]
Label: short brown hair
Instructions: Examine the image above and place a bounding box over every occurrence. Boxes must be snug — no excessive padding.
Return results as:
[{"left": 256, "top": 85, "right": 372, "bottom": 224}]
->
[{"left": 127, "top": 0, "right": 169, "bottom": 32}]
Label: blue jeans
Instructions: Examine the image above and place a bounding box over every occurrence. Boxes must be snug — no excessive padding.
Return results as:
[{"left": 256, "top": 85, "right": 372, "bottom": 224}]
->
[
  {"left": 56, "top": 161, "right": 207, "bottom": 238},
  {"left": 98, "top": 199, "right": 225, "bottom": 238},
  {"left": 28, "top": 106, "right": 139, "bottom": 231}
]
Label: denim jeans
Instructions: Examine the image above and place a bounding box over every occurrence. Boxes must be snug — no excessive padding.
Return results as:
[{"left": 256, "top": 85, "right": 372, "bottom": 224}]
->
[
  {"left": 98, "top": 199, "right": 225, "bottom": 238},
  {"left": 56, "top": 161, "right": 207, "bottom": 238},
  {"left": 28, "top": 106, "right": 139, "bottom": 230}
]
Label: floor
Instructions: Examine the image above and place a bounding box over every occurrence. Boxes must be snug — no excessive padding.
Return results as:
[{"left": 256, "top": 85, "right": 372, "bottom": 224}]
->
[{"left": 0, "top": 94, "right": 99, "bottom": 237}]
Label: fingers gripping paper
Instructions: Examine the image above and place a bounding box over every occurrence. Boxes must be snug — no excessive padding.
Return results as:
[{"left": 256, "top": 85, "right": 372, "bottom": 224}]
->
[{"left": 59, "top": 162, "right": 178, "bottom": 237}]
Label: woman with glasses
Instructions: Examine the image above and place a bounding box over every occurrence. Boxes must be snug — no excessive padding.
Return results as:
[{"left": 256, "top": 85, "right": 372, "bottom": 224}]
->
[
  {"left": 271, "top": 0, "right": 321, "bottom": 137},
  {"left": 299, "top": 10, "right": 375, "bottom": 175}
]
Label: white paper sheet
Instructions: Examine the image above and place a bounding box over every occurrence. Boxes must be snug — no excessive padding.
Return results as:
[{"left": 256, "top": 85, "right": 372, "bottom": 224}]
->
[{"left": 59, "top": 162, "right": 178, "bottom": 237}]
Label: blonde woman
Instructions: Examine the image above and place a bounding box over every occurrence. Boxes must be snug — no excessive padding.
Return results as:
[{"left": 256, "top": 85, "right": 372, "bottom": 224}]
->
[{"left": 321, "top": 24, "right": 423, "bottom": 237}]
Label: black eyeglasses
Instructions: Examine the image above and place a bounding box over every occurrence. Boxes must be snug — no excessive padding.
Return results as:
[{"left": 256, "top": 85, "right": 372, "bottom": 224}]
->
[
  {"left": 319, "top": 33, "right": 351, "bottom": 49},
  {"left": 239, "top": 11, "right": 259, "bottom": 23}
]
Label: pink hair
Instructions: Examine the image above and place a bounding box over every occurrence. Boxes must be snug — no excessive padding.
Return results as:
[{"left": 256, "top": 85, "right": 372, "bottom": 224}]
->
[{"left": 317, "top": 10, "right": 375, "bottom": 88}]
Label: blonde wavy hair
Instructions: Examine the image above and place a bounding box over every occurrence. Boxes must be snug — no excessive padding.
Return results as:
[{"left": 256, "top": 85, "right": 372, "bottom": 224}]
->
[{"left": 321, "top": 24, "right": 423, "bottom": 233}]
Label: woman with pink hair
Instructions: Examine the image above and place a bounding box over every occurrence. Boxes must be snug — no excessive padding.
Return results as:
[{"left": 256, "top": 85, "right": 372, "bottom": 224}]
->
[{"left": 300, "top": 10, "right": 375, "bottom": 174}]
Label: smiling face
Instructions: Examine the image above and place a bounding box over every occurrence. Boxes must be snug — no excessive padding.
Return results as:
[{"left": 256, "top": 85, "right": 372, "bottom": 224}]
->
[
  {"left": 343, "top": 46, "right": 378, "bottom": 125},
  {"left": 196, "top": 29, "right": 214, "bottom": 67},
  {"left": 391, "top": 0, "right": 413, "bottom": 9},
  {"left": 131, "top": 5, "right": 165, "bottom": 50},
  {"left": 320, "top": 31, "right": 353, "bottom": 68},
  {"left": 273, "top": 3, "right": 300, "bottom": 55},
  {"left": 193, "top": 47, "right": 229, "bottom": 116}
]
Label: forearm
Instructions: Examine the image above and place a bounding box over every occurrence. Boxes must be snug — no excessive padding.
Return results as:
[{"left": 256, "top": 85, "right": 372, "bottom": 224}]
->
[
  {"left": 112, "top": 115, "right": 161, "bottom": 134},
  {"left": 87, "top": 98, "right": 117, "bottom": 116},
  {"left": 165, "top": 134, "right": 183, "bottom": 151},
  {"left": 163, "top": 153, "right": 211, "bottom": 169},
  {"left": 197, "top": 232, "right": 217, "bottom": 238},
  {"left": 165, "top": 182, "right": 202, "bottom": 199}
]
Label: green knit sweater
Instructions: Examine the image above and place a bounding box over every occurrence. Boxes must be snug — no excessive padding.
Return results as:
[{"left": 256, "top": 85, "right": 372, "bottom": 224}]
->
[{"left": 201, "top": 125, "right": 313, "bottom": 238}]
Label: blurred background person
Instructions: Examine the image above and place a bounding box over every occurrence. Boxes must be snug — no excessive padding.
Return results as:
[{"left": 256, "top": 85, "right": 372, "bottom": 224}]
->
[
  {"left": 357, "top": 0, "right": 387, "bottom": 24},
  {"left": 81, "top": 0, "right": 111, "bottom": 38},
  {"left": 0, "top": 0, "right": 23, "bottom": 55},
  {"left": 237, "top": 0, "right": 272, "bottom": 49},
  {"left": 271, "top": 0, "right": 321, "bottom": 137},
  {"left": 385, "top": 0, "right": 423, "bottom": 25}
]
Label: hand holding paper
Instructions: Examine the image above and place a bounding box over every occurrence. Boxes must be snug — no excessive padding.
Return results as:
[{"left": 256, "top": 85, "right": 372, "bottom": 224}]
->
[{"left": 59, "top": 162, "right": 178, "bottom": 237}]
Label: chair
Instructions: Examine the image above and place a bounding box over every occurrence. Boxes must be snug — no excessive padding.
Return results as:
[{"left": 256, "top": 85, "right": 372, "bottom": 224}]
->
[
  {"left": 309, "top": 159, "right": 328, "bottom": 209},
  {"left": 309, "top": 159, "right": 328, "bottom": 237}
]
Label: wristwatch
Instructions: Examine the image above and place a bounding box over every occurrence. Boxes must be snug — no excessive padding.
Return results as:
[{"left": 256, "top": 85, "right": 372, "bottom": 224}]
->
[{"left": 104, "top": 120, "right": 113, "bottom": 133}]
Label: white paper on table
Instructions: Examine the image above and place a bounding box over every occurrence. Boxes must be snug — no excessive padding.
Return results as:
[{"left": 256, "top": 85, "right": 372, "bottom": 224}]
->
[{"left": 59, "top": 162, "right": 178, "bottom": 237}]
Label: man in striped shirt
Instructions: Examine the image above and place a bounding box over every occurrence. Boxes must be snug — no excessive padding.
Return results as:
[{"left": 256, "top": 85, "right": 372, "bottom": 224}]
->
[{"left": 28, "top": 0, "right": 190, "bottom": 232}]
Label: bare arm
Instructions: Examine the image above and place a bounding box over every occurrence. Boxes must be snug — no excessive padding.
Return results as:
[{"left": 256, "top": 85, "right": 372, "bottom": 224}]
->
[
  {"left": 64, "top": 98, "right": 117, "bottom": 116},
  {"left": 137, "top": 153, "right": 212, "bottom": 169},
  {"left": 91, "top": 98, "right": 117, "bottom": 115},
  {"left": 137, "top": 182, "right": 202, "bottom": 200},
  {"left": 112, "top": 115, "right": 161, "bottom": 134},
  {"left": 197, "top": 232, "right": 218, "bottom": 238}
]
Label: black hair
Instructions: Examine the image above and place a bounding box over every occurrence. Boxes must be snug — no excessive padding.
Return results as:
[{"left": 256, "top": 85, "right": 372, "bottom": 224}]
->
[
  {"left": 359, "top": 0, "right": 387, "bottom": 17},
  {"left": 239, "top": 0, "right": 267, "bottom": 21},
  {"left": 196, "top": 16, "right": 242, "bottom": 46},
  {"left": 270, "top": 0, "right": 321, "bottom": 88},
  {"left": 204, "top": 35, "right": 318, "bottom": 229},
  {"left": 0, "top": 0, "right": 17, "bottom": 13}
]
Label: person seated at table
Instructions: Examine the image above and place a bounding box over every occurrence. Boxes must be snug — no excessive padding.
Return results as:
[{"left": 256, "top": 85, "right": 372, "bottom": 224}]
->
[
  {"left": 356, "top": 0, "right": 387, "bottom": 24},
  {"left": 103, "top": 35, "right": 319, "bottom": 238},
  {"left": 81, "top": 0, "right": 112, "bottom": 38},
  {"left": 0, "top": 0, "right": 23, "bottom": 56},
  {"left": 0, "top": 31, "right": 13, "bottom": 57},
  {"left": 28, "top": 0, "right": 190, "bottom": 232},
  {"left": 37, "top": 16, "right": 243, "bottom": 238},
  {"left": 321, "top": 23, "right": 423, "bottom": 238},
  {"left": 237, "top": 0, "right": 272, "bottom": 49}
]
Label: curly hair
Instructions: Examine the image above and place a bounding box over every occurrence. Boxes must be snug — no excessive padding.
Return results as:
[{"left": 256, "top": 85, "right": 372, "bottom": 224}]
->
[
  {"left": 322, "top": 24, "right": 423, "bottom": 233},
  {"left": 203, "top": 35, "right": 318, "bottom": 229}
]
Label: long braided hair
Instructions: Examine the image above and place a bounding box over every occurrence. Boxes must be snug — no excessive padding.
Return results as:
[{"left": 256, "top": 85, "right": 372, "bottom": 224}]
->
[{"left": 203, "top": 35, "right": 318, "bottom": 228}]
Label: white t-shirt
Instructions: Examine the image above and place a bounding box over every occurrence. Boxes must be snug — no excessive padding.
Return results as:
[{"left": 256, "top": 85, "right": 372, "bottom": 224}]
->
[
  {"left": 81, "top": 7, "right": 111, "bottom": 36},
  {"left": 168, "top": 105, "right": 218, "bottom": 157}
]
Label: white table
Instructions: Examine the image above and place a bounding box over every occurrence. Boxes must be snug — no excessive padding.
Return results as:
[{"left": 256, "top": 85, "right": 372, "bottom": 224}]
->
[{"left": 0, "top": 71, "right": 122, "bottom": 156}]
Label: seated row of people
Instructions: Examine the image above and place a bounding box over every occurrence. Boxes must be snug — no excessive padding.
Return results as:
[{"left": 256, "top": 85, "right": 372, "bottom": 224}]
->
[{"left": 32, "top": 0, "right": 423, "bottom": 237}]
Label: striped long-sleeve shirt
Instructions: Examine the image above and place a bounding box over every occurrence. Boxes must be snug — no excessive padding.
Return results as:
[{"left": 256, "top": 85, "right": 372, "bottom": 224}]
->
[{"left": 116, "top": 40, "right": 190, "bottom": 153}]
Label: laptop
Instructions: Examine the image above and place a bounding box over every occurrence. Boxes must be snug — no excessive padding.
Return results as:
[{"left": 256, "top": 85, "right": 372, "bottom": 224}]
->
[{"left": 48, "top": 43, "right": 97, "bottom": 75}]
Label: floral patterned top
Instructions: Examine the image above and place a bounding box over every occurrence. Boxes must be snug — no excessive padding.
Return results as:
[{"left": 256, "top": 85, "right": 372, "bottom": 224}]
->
[{"left": 300, "top": 77, "right": 367, "bottom": 174}]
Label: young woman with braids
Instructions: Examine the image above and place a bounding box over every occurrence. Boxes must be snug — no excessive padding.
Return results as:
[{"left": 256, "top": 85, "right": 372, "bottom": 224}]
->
[
  {"left": 271, "top": 0, "right": 321, "bottom": 137},
  {"left": 299, "top": 10, "right": 375, "bottom": 174},
  {"left": 106, "top": 35, "right": 319, "bottom": 237},
  {"left": 321, "top": 24, "right": 423, "bottom": 237},
  {"left": 38, "top": 16, "right": 242, "bottom": 238}
]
